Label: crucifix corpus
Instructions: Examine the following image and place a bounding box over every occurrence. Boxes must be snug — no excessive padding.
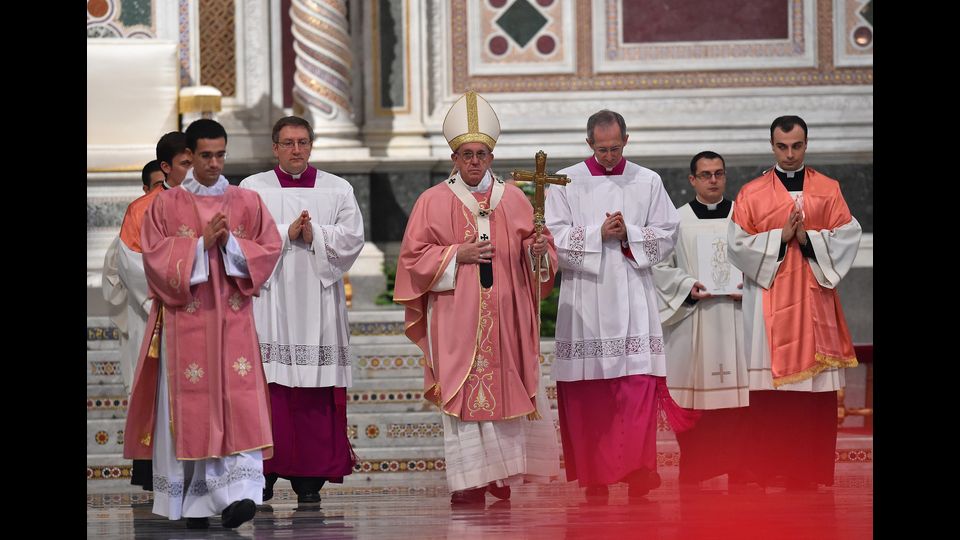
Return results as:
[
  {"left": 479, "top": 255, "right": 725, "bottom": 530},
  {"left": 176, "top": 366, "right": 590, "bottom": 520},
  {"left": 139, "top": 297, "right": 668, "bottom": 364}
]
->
[{"left": 511, "top": 150, "right": 570, "bottom": 318}]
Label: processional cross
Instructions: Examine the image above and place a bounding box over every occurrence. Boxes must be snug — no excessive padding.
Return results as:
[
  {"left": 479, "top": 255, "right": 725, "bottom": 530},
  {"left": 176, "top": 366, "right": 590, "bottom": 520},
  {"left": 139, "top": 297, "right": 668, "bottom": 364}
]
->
[{"left": 511, "top": 150, "right": 570, "bottom": 315}]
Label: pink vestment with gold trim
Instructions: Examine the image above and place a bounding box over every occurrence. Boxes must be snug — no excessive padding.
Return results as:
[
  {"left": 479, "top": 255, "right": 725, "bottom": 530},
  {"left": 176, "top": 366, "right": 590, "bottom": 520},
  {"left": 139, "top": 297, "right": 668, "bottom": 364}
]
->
[
  {"left": 394, "top": 181, "right": 556, "bottom": 421},
  {"left": 123, "top": 186, "right": 281, "bottom": 460}
]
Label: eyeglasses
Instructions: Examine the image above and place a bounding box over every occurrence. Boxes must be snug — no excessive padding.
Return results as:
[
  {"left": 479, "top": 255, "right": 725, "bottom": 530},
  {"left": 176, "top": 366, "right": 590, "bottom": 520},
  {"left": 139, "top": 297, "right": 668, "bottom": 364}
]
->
[
  {"left": 276, "top": 139, "right": 312, "bottom": 149},
  {"left": 457, "top": 150, "right": 489, "bottom": 161},
  {"left": 694, "top": 170, "right": 726, "bottom": 180}
]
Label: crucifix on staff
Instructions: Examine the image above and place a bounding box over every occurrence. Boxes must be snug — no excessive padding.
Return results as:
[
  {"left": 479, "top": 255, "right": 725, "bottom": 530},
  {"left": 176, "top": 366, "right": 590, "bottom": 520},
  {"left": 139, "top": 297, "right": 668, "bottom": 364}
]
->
[{"left": 512, "top": 150, "right": 569, "bottom": 317}]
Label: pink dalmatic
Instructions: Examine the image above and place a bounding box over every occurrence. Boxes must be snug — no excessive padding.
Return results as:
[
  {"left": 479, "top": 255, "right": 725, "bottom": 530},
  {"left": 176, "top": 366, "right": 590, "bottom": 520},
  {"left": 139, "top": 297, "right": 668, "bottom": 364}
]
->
[
  {"left": 394, "top": 180, "right": 557, "bottom": 421},
  {"left": 731, "top": 168, "right": 858, "bottom": 386},
  {"left": 123, "top": 186, "right": 282, "bottom": 460}
]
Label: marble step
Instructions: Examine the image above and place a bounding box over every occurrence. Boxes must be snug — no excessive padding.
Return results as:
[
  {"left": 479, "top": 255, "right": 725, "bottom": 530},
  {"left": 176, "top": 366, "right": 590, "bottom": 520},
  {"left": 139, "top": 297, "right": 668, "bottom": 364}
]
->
[
  {"left": 346, "top": 411, "right": 443, "bottom": 449},
  {"left": 87, "top": 454, "right": 135, "bottom": 493},
  {"left": 87, "top": 418, "right": 127, "bottom": 455},
  {"left": 87, "top": 384, "right": 129, "bottom": 419}
]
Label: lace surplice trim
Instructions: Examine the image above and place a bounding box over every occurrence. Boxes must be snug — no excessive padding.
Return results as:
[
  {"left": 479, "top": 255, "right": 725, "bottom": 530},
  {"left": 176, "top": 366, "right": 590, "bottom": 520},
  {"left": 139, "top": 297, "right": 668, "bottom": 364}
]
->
[
  {"left": 186, "top": 466, "right": 263, "bottom": 496},
  {"left": 567, "top": 225, "right": 586, "bottom": 266},
  {"left": 321, "top": 227, "right": 339, "bottom": 260},
  {"left": 640, "top": 227, "right": 661, "bottom": 264},
  {"left": 555, "top": 335, "right": 665, "bottom": 360},
  {"left": 260, "top": 343, "right": 351, "bottom": 366}
]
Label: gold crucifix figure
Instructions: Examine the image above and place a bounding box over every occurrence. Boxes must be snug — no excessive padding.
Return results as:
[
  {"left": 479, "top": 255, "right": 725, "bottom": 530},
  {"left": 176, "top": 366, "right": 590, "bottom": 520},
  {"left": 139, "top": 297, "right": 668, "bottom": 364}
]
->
[{"left": 512, "top": 150, "right": 570, "bottom": 235}]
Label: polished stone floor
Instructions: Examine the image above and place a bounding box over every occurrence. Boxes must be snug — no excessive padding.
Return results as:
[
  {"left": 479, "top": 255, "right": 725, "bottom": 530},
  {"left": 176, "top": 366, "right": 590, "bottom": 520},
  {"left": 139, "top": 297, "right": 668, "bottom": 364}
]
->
[{"left": 87, "top": 463, "right": 872, "bottom": 539}]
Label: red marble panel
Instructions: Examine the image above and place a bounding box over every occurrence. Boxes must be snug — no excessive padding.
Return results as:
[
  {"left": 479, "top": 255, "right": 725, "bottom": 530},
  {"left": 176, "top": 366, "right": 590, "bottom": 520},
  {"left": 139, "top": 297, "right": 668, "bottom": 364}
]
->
[{"left": 622, "top": 0, "right": 789, "bottom": 43}]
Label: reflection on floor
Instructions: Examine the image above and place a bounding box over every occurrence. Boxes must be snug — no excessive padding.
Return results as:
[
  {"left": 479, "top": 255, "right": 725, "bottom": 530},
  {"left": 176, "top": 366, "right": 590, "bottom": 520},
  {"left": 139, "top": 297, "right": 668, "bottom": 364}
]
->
[{"left": 87, "top": 462, "right": 872, "bottom": 539}]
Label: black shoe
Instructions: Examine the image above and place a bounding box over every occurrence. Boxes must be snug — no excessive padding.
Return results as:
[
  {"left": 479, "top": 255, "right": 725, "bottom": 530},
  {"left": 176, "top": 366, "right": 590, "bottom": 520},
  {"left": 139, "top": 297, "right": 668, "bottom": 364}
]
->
[
  {"left": 185, "top": 517, "right": 209, "bottom": 529},
  {"left": 297, "top": 492, "right": 322, "bottom": 504},
  {"left": 221, "top": 499, "right": 257, "bottom": 528},
  {"left": 487, "top": 483, "right": 511, "bottom": 500},
  {"left": 628, "top": 469, "right": 661, "bottom": 499},
  {"left": 450, "top": 487, "right": 486, "bottom": 505},
  {"left": 263, "top": 473, "right": 278, "bottom": 501},
  {"left": 584, "top": 484, "right": 609, "bottom": 504}
]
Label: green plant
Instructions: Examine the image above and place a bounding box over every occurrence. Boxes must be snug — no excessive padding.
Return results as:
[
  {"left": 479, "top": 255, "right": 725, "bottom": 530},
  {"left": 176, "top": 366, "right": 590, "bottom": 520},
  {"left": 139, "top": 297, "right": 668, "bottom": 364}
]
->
[
  {"left": 375, "top": 258, "right": 398, "bottom": 305},
  {"left": 539, "top": 279, "right": 561, "bottom": 337}
]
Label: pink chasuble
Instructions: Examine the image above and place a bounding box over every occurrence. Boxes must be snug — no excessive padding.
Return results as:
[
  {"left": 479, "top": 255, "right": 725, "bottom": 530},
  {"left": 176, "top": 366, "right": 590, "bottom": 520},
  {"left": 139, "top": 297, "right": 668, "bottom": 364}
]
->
[
  {"left": 123, "top": 186, "right": 282, "bottom": 460},
  {"left": 394, "top": 181, "right": 557, "bottom": 421}
]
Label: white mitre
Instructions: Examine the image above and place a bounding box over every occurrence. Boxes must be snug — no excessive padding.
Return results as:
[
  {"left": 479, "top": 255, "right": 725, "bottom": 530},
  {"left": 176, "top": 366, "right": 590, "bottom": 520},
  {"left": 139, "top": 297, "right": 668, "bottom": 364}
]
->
[{"left": 442, "top": 91, "right": 501, "bottom": 151}]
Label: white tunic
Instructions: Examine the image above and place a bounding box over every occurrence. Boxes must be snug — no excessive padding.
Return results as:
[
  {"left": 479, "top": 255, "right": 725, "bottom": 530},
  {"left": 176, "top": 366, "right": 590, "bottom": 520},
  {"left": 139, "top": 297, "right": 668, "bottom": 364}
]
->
[
  {"left": 545, "top": 160, "right": 680, "bottom": 382},
  {"left": 239, "top": 169, "right": 365, "bottom": 388},
  {"left": 653, "top": 203, "right": 749, "bottom": 409}
]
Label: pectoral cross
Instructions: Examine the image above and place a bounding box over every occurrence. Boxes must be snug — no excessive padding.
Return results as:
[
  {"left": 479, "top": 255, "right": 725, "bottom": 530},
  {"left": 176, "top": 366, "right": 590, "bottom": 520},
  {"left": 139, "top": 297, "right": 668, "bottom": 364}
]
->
[{"left": 712, "top": 363, "right": 732, "bottom": 383}]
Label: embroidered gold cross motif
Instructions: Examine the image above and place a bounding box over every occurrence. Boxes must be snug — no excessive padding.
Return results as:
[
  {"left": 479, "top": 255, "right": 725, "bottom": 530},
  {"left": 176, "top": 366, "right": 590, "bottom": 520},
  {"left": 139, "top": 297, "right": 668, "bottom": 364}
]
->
[
  {"left": 185, "top": 297, "right": 200, "bottom": 313},
  {"left": 233, "top": 357, "right": 251, "bottom": 377},
  {"left": 177, "top": 225, "right": 196, "bottom": 238},
  {"left": 228, "top": 293, "right": 243, "bottom": 312},
  {"left": 184, "top": 363, "right": 204, "bottom": 383},
  {"left": 232, "top": 224, "right": 247, "bottom": 239}
]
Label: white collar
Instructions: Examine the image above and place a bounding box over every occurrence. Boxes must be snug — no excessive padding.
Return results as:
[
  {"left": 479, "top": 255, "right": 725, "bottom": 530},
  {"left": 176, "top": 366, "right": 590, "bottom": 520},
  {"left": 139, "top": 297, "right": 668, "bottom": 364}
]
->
[
  {"left": 278, "top": 164, "right": 308, "bottom": 180},
  {"left": 695, "top": 195, "right": 723, "bottom": 210},
  {"left": 182, "top": 171, "right": 229, "bottom": 196},
  {"left": 460, "top": 170, "right": 493, "bottom": 193},
  {"left": 774, "top": 163, "right": 805, "bottom": 178}
]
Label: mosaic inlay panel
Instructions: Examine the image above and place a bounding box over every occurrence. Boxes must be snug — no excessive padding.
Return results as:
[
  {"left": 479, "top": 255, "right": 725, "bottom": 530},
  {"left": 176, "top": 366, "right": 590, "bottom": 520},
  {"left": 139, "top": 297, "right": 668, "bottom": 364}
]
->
[
  {"left": 595, "top": 0, "right": 814, "bottom": 72},
  {"left": 355, "top": 355, "right": 426, "bottom": 369},
  {"left": 88, "top": 397, "right": 129, "bottom": 411},
  {"left": 88, "top": 327, "right": 120, "bottom": 341},
  {"left": 451, "top": 0, "right": 872, "bottom": 93},
  {"left": 199, "top": 0, "right": 237, "bottom": 96},
  {"left": 348, "top": 390, "right": 424, "bottom": 403},
  {"left": 469, "top": 0, "right": 575, "bottom": 75},
  {"left": 87, "top": 0, "right": 156, "bottom": 38},
  {"left": 353, "top": 458, "right": 446, "bottom": 473},
  {"left": 834, "top": 0, "right": 873, "bottom": 67},
  {"left": 91, "top": 361, "right": 122, "bottom": 376},
  {"left": 350, "top": 322, "right": 406, "bottom": 336},
  {"left": 387, "top": 423, "right": 444, "bottom": 438},
  {"left": 87, "top": 465, "right": 133, "bottom": 480},
  {"left": 88, "top": 448, "right": 869, "bottom": 482}
]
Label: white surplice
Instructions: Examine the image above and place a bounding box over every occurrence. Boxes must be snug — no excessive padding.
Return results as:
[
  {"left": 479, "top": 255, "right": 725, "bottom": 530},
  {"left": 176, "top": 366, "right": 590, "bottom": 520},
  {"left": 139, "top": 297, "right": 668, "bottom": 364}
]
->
[
  {"left": 239, "top": 169, "right": 365, "bottom": 388},
  {"left": 102, "top": 236, "right": 152, "bottom": 393},
  {"left": 545, "top": 160, "right": 680, "bottom": 382},
  {"left": 653, "top": 203, "right": 749, "bottom": 409}
]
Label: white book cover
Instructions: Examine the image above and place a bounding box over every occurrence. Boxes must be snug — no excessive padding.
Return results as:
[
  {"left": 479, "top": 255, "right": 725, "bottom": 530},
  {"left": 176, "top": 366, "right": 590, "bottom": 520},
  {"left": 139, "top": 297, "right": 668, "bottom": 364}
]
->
[{"left": 696, "top": 233, "right": 742, "bottom": 295}]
